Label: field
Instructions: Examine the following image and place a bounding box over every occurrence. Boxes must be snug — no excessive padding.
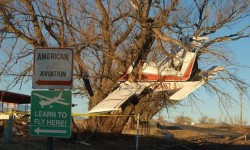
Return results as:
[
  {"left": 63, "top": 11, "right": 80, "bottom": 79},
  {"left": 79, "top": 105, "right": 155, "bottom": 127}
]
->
[{"left": 1, "top": 123, "right": 250, "bottom": 150}]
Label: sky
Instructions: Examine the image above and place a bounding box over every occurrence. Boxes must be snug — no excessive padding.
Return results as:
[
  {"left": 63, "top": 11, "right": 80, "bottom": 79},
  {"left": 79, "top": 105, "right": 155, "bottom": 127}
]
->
[
  {"left": 0, "top": 4, "right": 249, "bottom": 124},
  {"left": 160, "top": 35, "right": 250, "bottom": 124},
  {"left": 155, "top": 15, "right": 250, "bottom": 124}
]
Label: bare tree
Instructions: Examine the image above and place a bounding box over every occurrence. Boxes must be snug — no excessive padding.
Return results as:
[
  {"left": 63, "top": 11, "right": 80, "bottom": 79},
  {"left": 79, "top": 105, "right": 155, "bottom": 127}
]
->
[{"left": 0, "top": 0, "right": 249, "bottom": 133}]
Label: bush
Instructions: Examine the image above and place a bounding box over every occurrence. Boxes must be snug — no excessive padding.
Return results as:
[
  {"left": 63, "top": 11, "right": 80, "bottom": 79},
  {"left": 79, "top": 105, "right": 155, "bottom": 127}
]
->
[
  {"left": 208, "top": 118, "right": 216, "bottom": 124},
  {"left": 175, "top": 116, "right": 193, "bottom": 124}
]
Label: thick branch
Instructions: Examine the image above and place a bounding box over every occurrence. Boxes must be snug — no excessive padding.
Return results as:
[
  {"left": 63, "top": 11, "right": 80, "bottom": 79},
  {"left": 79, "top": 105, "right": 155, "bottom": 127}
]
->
[
  {"left": 152, "top": 28, "right": 190, "bottom": 52},
  {"left": 95, "top": 0, "right": 111, "bottom": 48},
  {"left": 21, "top": 0, "right": 47, "bottom": 47}
]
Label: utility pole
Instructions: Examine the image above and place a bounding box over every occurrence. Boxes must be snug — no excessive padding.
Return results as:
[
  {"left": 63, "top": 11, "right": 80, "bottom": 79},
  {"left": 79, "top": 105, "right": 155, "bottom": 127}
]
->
[
  {"left": 237, "top": 87, "right": 246, "bottom": 126},
  {"left": 240, "top": 88, "right": 243, "bottom": 126}
]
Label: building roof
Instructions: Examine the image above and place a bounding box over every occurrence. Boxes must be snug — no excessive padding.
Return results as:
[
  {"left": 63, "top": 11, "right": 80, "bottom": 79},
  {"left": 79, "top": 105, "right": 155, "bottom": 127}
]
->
[{"left": 0, "top": 90, "right": 31, "bottom": 104}]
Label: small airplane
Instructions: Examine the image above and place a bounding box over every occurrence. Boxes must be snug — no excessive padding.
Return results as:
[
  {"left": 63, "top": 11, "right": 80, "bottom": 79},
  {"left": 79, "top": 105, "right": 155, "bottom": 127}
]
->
[
  {"left": 88, "top": 36, "right": 224, "bottom": 114},
  {"left": 33, "top": 92, "right": 69, "bottom": 108}
]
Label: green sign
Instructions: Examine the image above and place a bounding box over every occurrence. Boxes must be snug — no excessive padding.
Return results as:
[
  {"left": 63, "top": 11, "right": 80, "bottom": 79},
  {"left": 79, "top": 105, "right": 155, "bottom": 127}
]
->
[{"left": 30, "top": 90, "right": 72, "bottom": 138}]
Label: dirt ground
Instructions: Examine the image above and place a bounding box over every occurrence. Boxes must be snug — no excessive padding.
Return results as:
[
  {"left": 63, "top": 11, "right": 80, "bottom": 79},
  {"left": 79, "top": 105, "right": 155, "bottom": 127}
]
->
[{"left": 1, "top": 124, "right": 250, "bottom": 150}]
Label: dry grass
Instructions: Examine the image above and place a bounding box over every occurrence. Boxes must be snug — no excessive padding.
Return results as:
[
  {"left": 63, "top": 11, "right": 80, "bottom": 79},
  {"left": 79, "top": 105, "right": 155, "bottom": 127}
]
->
[{"left": 1, "top": 123, "right": 250, "bottom": 150}]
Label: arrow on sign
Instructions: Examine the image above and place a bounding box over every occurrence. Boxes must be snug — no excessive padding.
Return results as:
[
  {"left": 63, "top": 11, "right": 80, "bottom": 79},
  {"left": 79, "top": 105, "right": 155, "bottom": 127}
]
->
[
  {"left": 34, "top": 127, "right": 66, "bottom": 134},
  {"left": 36, "top": 80, "right": 72, "bottom": 86}
]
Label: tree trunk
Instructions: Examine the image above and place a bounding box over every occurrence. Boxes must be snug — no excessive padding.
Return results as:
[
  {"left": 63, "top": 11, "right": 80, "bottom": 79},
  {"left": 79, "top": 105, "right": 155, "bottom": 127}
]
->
[{"left": 86, "top": 19, "right": 156, "bottom": 133}]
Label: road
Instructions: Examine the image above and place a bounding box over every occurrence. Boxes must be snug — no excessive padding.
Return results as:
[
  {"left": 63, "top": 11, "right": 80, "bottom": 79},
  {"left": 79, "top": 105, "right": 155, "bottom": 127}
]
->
[{"left": 173, "top": 123, "right": 248, "bottom": 138}]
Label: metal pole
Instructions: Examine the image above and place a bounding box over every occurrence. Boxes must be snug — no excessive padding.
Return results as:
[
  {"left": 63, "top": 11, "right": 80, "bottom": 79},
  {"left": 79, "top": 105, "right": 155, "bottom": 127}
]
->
[
  {"left": 4, "top": 112, "right": 12, "bottom": 143},
  {"left": 240, "top": 89, "right": 243, "bottom": 126},
  {"left": 136, "top": 114, "right": 140, "bottom": 150},
  {"left": 47, "top": 137, "right": 53, "bottom": 150}
]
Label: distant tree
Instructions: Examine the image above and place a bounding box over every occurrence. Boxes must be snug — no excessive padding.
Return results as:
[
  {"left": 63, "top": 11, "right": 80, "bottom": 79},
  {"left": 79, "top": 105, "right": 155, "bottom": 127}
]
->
[
  {"left": 219, "top": 116, "right": 233, "bottom": 126},
  {"left": 207, "top": 118, "right": 216, "bottom": 124},
  {"left": 156, "top": 116, "right": 165, "bottom": 124},
  {"left": 175, "top": 116, "right": 193, "bottom": 124},
  {"left": 233, "top": 115, "right": 248, "bottom": 126},
  {"left": 0, "top": 0, "right": 250, "bottom": 134},
  {"left": 199, "top": 116, "right": 208, "bottom": 124},
  {"left": 233, "top": 115, "right": 240, "bottom": 125},
  {"left": 242, "top": 120, "right": 248, "bottom": 126}
]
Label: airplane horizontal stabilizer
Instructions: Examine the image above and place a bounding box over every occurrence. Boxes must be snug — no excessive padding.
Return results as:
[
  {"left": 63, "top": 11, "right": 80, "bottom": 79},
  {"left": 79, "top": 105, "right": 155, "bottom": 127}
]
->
[
  {"left": 170, "top": 66, "right": 224, "bottom": 100},
  {"left": 88, "top": 82, "right": 145, "bottom": 113},
  {"left": 169, "top": 81, "right": 204, "bottom": 100}
]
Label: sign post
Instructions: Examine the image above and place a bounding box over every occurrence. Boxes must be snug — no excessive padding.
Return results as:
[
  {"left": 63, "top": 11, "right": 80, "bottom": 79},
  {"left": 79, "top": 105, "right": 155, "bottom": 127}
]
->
[
  {"left": 30, "top": 90, "right": 72, "bottom": 138},
  {"left": 31, "top": 48, "right": 73, "bottom": 149},
  {"left": 32, "top": 48, "right": 73, "bottom": 89}
]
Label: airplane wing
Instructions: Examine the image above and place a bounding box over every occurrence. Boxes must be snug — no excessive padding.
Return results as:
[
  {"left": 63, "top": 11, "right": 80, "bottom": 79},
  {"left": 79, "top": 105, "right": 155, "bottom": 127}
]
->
[
  {"left": 169, "top": 66, "right": 224, "bottom": 100},
  {"left": 88, "top": 82, "right": 146, "bottom": 113},
  {"left": 33, "top": 93, "right": 65, "bottom": 100},
  {"left": 54, "top": 100, "right": 69, "bottom": 105},
  {"left": 33, "top": 93, "right": 51, "bottom": 99}
]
